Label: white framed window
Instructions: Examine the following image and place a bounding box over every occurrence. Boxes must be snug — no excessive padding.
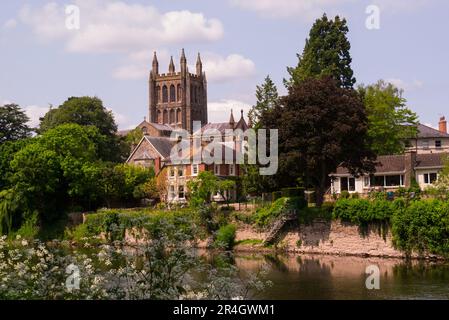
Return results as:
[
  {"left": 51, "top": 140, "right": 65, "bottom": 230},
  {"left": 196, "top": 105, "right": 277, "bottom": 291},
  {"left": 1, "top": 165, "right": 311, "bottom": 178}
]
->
[
  {"left": 422, "top": 140, "right": 429, "bottom": 149},
  {"left": 363, "top": 176, "right": 370, "bottom": 188},
  {"left": 178, "top": 186, "right": 185, "bottom": 199},
  {"left": 169, "top": 185, "right": 175, "bottom": 200},
  {"left": 178, "top": 167, "right": 184, "bottom": 177},
  {"left": 229, "top": 164, "right": 235, "bottom": 176},
  {"left": 170, "top": 169, "right": 175, "bottom": 177},
  {"left": 214, "top": 164, "right": 221, "bottom": 175},
  {"left": 192, "top": 164, "right": 199, "bottom": 176},
  {"left": 424, "top": 173, "right": 438, "bottom": 184}
]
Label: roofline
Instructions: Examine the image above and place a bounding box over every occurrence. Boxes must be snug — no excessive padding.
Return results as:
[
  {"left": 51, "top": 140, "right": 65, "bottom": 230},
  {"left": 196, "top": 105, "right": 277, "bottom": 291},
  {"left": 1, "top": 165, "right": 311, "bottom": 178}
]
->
[
  {"left": 126, "top": 136, "right": 146, "bottom": 163},
  {"left": 329, "top": 171, "right": 406, "bottom": 177},
  {"left": 415, "top": 166, "right": 444, "bottom": 170}
]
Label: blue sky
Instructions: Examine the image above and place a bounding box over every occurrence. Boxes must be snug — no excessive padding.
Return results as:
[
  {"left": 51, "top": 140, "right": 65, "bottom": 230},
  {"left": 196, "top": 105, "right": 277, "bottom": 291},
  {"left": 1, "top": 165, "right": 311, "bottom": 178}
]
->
[{"left": 1, "top": 0, "right": 448, "bottom": 129}]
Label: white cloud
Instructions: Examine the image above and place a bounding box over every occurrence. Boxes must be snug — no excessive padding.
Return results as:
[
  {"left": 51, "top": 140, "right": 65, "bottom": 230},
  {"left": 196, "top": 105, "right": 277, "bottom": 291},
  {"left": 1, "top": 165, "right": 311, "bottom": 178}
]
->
[
  {"left": 18, "top": 1, "right": 224, "bottom": 53},
  {"left": 24, "top": 105, "right": 50, "bottom": 128},
  {"left": 208, "top": 99, "right": 252, "bottom": 123},
  {"left": 386, "top": 78, "right": 424, "bottom": 91},
  {"left": 201, "top": 53, "right": 256, "bottom": 83},
  {"left": 3, "top": 19, "right": 17, "bottom": 29},
  {"left": 113, "top": 51, "right": 256, "bottom": 83},
  {"left": 110, "top": 109, "right": 136, "bottom": 130}
]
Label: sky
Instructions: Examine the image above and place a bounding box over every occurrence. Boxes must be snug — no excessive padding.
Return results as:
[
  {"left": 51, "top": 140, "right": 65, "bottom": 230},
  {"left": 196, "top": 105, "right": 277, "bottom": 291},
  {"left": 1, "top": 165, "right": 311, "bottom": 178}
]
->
[{"left": 0, "top": 0, "right": 448, "bottom": 130}]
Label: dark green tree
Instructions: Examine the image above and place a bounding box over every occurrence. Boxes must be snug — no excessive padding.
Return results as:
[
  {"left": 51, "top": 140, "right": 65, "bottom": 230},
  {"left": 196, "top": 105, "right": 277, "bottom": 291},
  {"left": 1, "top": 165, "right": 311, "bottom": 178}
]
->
[
  {"left": 248, "top": 75, "right": 279, "bottom": 129},
  {"left": 0, "top": 104, "right": 32, "bottom": 144},
  {"left": 358, "top": 80, "right": 418, "bottom": 155},
  {"left": 286, "top": 14, "right": 356, "bottom": 89},
  {"left": 260, "top": 77, "right": 376, "bottom": 206},
  {"left": 38, "top": 97, "right": 126, "bottom": 162}
]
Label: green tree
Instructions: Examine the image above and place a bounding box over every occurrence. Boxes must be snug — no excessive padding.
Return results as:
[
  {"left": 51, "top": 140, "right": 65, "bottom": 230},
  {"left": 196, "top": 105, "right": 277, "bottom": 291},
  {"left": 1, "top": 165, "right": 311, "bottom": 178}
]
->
[
  {"left": 38, "top": 97, "right": 125, "bottom": 162},
  {"left": 260, "top": 76, "right": 376, "bottom": 206},
  {"left": 0, "top": 104, "right": 32, "bottom": 144},
  {"left": 359, "top": 80, "right": 418, "bottom": 155},
  {"left": 8, "top": 124, "right": 101, "bottom": 223},
  {"left": 187, "top": 171, "right": 236, "bottom": 207},
  {"left": 286, "top": 14, "right": 356, "bottom": 89},
  {"left": 0, "top": 139, "right": 31, "bottom": 190},
  {"left": 248, "top": 76, "right": 279, "bottom": 129}
]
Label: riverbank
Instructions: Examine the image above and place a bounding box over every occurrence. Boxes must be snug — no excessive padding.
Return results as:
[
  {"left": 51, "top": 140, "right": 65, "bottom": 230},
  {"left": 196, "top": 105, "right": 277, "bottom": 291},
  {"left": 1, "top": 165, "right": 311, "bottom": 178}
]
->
[{"left": 195, "top": 220, "right": 445, "bottom": 260}]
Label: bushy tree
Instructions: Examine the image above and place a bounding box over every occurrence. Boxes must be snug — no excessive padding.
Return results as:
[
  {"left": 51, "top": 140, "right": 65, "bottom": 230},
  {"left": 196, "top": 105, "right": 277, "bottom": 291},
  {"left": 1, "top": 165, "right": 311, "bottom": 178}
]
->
[
  {"left": 188, "top": 171, "right": 236, "bottom": 207},
  {"left": 38, "top": 97, "right": 126, "bottom": 162},
  {"left": 260, "top": 76, "right": 376, "bottom": 206},
  {"left": 248, "top": 76, "right": 279, "bottom": 129},
  {"left": 0, "top": 104, "right": 32, "bottom": 143},
  {"left": 359, "top": 80, "right": 418, "bottom": 155},
  {"left": 286, "top": 14, "right": 356, "bottom": 89}
]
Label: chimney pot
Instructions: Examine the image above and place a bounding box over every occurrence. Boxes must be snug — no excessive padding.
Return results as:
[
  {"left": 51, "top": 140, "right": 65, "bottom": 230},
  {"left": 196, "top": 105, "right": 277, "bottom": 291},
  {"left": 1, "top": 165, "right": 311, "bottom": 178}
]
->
[{"left": 439, "top": 116, "right": 447, "bottom": 134}]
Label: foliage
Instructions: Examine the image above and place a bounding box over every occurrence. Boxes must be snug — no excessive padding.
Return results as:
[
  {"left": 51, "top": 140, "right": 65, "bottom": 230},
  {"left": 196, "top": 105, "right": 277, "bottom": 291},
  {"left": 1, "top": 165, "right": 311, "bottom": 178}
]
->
[
  {"left": 253, "top": 197, "right": 305, "bottom": 228},
  {"left": 214, "top": 224, "right": 237, "bottom": 250},
  {"left": 38, "top": 96, "right": 126, "bottom": 162},
  {"left": 286, "top": 14, "right": 356, "bottom": 89},
  {"left": 332, "top": 198, "right": 403, "bottom": 224},
  {"left": 248, "top": 75, "right": 279, "bottom": 129},
  {"left": 359, "top": 80, "right": 418, "bottom": 155},
  {"left": 188, "top": 171, "right": 236, "bottom": 207},
  {"left": 426, "top": 155, "right": 449, "bottom": 200},
  {"left": 260, "top": 76, "right": 376, "bottom": 206},
  {"left": 391, "top": 199, "right": 449, "bottom": 257},
  {"left": 0, "top": 104, "right": 33, "bottom": 144},
  {"left": 0, "top": 139, "right": 31, "bottom": 189}
]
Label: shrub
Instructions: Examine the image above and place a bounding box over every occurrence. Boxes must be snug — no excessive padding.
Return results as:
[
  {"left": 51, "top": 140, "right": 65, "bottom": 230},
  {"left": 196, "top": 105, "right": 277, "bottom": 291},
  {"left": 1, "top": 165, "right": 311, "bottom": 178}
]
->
[
  {"left": 281, "top": 187, "right": 305, "bottom": 198},
  {"left": 333, "top": 198, "right": 397, "bottom": 224},
  {"left": 392, "top": 199, "right": 449, "bottom": 256},
  {"left": 253, "top": 197, "right": 306, "bottom": 228},
  {"left": 214, "top": 224, "right": 236, "bottom": 250},
  {"left": 272, "top": 191, "right": 282, "bottom": 201},
  {"left": 340, "top": 190, "right": 350, "bottom": 199}
]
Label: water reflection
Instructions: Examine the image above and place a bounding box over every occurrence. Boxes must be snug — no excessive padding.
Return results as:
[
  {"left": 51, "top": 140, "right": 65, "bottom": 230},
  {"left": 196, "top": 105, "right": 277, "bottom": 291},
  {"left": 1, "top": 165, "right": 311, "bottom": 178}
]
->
[{"left": 229, "top": 253, "right": 449, "bottom": 300}]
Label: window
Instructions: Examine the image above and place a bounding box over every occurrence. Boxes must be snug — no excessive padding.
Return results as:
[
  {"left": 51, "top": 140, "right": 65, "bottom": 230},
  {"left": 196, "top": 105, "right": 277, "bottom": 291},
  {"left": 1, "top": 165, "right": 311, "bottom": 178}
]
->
[
  {"left": 386, "top": 175, "right": 401, "bottom": 187},
  {"left": 436, "top": 140, "right": 442, "bottom": 148},
  {"left": 229, "top": 164, "right": 235, "bottom": 176},
  {"left": 177, "top": 84, "right": 182, "bottom": 102},
  {"left": 178, "top": 168, "right": 183, "bottom": 177},
  {"left": 170, "top": 169, "right": 175, "bottom": 177},
  {"left": 141, "top": 126, "right": 148, "bottom": 135},
  {"left": 170, "top": 85, "right": 176, "bottom": 102},
  {"left": 169, "top": 185, "right": 175, "bottom": 199},
  {"left": 214, "top": 164, "right": 221, "bottom": 175},
  {"left": 421, "top": 140, "right": 429, "bottom": 149},
  {"left": 192, "top": 164, "right": 199, "bottom": 176},
  {"left": 178, "top": 186, "right": 185, "bottom": 199},
  {"left": 363, "top": 176, "right": 370, "bottom": 187},
  {"left": 162, "top": 85, "right": 168, "bottom": 103},
  {"left": 424, "top": 173, "right": 438, "bottom": 184},
  {"left": 340, "top": 177, "right": 355, "bottom": 192},
  {"left": 348, "top": 178, "right": 356, "bottom": 192}
]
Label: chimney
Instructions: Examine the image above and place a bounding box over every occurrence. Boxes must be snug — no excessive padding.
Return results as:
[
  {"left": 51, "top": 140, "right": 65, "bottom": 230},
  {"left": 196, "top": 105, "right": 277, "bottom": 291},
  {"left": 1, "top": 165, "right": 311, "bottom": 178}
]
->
[{"left": 439, "top": 116, "right": 447, "bottom": 134}]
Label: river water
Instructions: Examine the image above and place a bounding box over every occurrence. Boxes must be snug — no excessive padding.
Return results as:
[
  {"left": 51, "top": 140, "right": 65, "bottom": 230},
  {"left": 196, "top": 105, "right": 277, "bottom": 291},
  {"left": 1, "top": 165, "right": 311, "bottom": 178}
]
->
[{"left": 231, "top": 253, "right": 449, "bottom": 300}]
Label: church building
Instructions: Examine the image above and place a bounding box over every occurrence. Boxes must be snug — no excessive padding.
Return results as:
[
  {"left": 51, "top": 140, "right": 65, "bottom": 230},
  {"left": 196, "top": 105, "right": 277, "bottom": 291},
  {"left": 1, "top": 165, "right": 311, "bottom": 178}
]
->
[{"left": 126, "top": 49, "right": 249, "bottom": 204}]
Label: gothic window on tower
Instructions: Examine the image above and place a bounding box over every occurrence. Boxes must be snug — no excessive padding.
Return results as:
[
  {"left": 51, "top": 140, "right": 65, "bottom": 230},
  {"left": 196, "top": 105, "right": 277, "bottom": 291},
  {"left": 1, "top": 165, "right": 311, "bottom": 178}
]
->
[
  {"left": 162, "top": 85, "right": 168, "bottom": 103},
  {"left": 177, "top": 109, "right": 182, "bottom": 124},
  {"left": 157, "top": 110, "right": 162, "bottom": 124},
  {"left": 156, "top": 86, "right": 160, "bottom": 102},
  {"left": 170, "top": 109, "right": 175, "bottom": 124},
  {"left": 170, "top": 85, "right": 176, "bottom": 102},
  {"left": 163, "top": 109, "right": 168, "bottom": 124},
  {"left": 177, "top": 84, "right": 182, "bottom": 101}
]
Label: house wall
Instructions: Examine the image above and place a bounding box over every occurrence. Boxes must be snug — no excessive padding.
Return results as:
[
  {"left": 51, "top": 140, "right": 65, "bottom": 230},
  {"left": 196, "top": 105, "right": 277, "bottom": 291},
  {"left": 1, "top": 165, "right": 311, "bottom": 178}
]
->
[
  {"left": 407, "top": 137, "right": 449, "bottom": 154},
  {"left": 127, "top": 138, "right": 161, "bottom": 167},
  {"left": 415, "top": 169, "right": 440, "bottom": 190}
]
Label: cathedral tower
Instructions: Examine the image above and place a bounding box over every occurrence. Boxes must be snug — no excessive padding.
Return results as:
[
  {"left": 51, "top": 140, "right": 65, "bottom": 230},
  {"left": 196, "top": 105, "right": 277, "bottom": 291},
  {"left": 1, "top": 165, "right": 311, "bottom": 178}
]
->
[{"left": 148, "top": 49, "right": 208, "bottom": 133}]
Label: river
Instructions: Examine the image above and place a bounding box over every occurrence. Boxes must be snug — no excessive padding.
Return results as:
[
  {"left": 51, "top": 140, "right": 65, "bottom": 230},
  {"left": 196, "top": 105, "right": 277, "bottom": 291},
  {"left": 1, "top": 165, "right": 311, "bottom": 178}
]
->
[{"left": 230, "top": 253, "right": 449, "bottom": 300}]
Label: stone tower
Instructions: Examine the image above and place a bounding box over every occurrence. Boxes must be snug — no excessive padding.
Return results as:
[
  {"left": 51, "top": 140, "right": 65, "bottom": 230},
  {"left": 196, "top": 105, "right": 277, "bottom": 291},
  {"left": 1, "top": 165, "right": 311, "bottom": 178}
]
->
[{"left": 148, "top": 49, "right": 208, "bottom": 133}]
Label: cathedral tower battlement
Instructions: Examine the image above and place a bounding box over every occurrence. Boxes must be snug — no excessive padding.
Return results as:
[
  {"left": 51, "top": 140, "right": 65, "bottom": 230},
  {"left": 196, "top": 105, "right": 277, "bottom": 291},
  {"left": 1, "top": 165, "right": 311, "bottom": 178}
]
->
[{"left": 149, "top": 49, "right": 208, "bottom": 133}]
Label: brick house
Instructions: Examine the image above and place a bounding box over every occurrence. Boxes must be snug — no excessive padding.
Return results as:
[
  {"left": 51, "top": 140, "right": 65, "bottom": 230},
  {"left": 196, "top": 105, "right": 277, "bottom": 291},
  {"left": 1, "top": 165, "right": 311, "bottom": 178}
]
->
[{"left": 330, "top": 117, "right": 449, "bottom": 195}]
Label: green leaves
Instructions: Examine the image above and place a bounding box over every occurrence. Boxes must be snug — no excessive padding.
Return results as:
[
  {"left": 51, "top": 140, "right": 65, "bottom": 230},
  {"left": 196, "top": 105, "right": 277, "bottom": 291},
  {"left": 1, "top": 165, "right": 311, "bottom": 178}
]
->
[
  {"left": 359, "top": 80, "right": 418, "bottom": 155},
  {"left": 0, "top": 104, "right": 32, "bottom": 144},
  {"left": 286, "top": 14, "right": 356, "bottom": 89}
]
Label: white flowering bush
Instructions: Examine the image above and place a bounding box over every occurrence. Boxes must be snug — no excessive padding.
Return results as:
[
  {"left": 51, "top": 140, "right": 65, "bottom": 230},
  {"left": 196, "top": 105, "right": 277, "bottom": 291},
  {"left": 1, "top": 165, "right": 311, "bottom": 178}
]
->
[{"left": 0, "top": 217, "right": 272, "bottom": 300}]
